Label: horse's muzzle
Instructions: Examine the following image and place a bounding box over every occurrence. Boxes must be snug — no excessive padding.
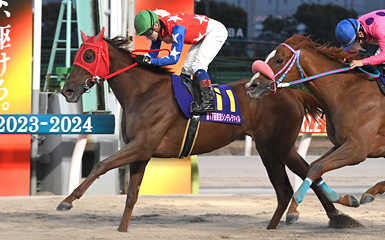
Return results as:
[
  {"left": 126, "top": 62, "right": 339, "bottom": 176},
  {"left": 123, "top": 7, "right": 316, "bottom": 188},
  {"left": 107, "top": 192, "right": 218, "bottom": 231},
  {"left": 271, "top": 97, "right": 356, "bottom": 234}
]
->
[
  {"left": 245, "top": 81, "right": 270, "bottom": 100},
  {"left": 61, "top": 87, "right": 84, "bottom": 103}
]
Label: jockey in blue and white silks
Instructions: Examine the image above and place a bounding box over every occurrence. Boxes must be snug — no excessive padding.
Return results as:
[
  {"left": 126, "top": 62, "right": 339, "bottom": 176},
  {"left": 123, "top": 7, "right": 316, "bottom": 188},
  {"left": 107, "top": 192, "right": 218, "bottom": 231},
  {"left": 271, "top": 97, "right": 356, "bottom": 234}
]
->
[{"left": 134, "top": 10, "right": 228, "bottom": 114}]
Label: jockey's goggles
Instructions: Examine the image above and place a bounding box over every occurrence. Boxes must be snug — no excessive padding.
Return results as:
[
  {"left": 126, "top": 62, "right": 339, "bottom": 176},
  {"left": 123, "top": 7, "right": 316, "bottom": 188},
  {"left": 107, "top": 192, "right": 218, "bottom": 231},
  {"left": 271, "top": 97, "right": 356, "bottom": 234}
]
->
[{"left": 142, "top": 28, "right": 154, "bottom": 37}]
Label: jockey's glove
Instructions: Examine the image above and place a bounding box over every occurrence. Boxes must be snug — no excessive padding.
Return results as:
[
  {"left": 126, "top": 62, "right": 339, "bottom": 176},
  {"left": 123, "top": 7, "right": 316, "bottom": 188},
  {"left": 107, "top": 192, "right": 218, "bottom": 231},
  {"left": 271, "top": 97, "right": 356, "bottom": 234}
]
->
[{"left": 134, "top": 55, "right": 151, "bottom": 65}]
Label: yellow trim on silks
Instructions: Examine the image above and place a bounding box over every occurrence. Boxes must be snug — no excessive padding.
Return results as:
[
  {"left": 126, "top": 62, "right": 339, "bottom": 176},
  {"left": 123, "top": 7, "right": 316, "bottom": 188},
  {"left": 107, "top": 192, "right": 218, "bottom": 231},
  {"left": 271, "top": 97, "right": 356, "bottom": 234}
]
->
[
  {"left": 178, "top": 119, "right": 191, "bottom": 158},
  {"left": 214, "top": 88, "right": 223, "bottom": 111},
  {"left": 226, "top": 89, "right": 236, "bottom": 112},
  {"left": 178, "top": 119, "right": 201, "bottom": 158}
]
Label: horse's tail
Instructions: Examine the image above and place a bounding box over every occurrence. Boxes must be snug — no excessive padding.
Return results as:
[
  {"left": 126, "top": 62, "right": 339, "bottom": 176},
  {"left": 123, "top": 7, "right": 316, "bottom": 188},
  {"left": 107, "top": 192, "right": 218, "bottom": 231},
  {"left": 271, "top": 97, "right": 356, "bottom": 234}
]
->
[{"left": 293, "top": 89, "right": 323, "bottom": 121}]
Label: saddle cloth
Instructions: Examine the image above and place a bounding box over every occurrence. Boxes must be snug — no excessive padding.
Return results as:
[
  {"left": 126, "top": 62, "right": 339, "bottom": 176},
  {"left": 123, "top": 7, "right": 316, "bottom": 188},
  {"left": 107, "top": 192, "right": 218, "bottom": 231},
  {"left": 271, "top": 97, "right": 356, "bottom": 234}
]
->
[{"left": 172, "top": 74, "right": 242, "bottom": 125}]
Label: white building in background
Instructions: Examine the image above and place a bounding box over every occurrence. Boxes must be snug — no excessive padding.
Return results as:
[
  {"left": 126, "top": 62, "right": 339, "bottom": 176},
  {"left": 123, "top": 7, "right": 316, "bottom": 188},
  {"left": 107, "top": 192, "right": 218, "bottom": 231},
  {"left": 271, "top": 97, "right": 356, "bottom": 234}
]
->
[{"left": 208, "top": 0, "right": 385, "bottom": 38}]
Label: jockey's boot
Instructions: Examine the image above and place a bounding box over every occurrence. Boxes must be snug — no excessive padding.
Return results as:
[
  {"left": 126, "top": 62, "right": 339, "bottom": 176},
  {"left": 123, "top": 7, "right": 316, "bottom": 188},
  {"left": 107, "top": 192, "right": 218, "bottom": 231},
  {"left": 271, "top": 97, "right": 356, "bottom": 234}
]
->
[
  {"left": 190, "top": 70, "right": 216, "bottom": 114},
  {"left": 191, "top": 86, "right": 216, "bottom": 113}
]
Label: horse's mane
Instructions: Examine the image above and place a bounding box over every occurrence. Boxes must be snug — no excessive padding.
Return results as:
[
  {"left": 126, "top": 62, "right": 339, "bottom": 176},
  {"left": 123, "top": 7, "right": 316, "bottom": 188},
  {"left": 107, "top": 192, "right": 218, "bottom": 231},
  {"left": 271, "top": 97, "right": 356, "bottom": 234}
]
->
[
  {"left": 104, "top": 36, "right": 174, "bottom": 75},
  {"left": 285, "top": 35, "right": 347, "bottom": 65}
]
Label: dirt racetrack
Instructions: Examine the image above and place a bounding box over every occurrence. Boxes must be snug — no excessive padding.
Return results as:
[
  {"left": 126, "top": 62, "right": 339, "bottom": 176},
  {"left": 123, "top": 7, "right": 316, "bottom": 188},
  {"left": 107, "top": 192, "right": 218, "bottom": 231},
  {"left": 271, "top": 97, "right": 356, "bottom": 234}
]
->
[
  {"left": 1, "top": 194, "right": 385, "bottom": 240},
  {"left": 2, "top": 138, "right": 384, "bottom": 239}
]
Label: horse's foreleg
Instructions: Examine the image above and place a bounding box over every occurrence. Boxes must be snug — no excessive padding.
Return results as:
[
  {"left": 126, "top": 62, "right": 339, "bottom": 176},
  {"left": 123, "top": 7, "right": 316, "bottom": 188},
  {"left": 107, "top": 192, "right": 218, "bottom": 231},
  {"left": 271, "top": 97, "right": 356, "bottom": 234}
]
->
[
  {"left": 118, "top": 161, "right": 148, "bottom": 232},
  {"left": 285, "top": 150, "right": 339, "bottom": 225},
  {"left": 286, "top": 198, "right": 299, "bottom": 225},
  {"left": 290, "top": 148, "right": 335, "bottom": 205},
  {"left": 57, "top": 162, "right": 106, "bottom": 211},
  {"left": 313, "top": 179, "right": 359, "bottom": 207},
  {"left": 296, "top": 142, "right": 365, "bottom": 206},
  {"left": 360, "top": 181, "right": 385, "bottom": 204},
  {"left": 57, "top": 143, "right": 150, "bottom": 211},
  {"left": 259, "top": 156, "right": 293, "bottom": 229},
  {"left": 266, "top": 171, "right": 293, "bottom": 229}
]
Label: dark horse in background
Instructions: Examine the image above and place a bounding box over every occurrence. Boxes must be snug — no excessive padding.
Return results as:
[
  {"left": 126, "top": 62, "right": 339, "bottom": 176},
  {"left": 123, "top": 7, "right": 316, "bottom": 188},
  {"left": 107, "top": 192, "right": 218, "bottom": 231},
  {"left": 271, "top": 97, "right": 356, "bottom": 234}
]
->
[
  {"left": 57, "top": 29, "right": 355, "bottom": 232},
  {"left": 246, "top": 34, "right": 385, "bottom": 213}
]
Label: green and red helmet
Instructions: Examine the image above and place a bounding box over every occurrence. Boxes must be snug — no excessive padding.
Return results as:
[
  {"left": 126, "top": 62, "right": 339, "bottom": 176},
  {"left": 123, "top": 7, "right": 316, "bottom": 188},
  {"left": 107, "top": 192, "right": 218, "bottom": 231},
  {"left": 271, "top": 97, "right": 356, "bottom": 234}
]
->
[{"left": 134, "top": 10, "right": 159, "bottom": 35}]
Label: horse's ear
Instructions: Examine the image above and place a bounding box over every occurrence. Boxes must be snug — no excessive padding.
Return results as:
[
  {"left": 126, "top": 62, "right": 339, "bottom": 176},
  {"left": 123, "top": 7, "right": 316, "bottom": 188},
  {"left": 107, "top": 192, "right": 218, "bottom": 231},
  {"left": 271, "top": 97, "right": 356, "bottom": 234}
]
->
[
  {"left": 80, "top": 30, "right": 87, "bottom": 42},
  {"left": 94, "top": 27, "right": 105, "bottom": 44}
]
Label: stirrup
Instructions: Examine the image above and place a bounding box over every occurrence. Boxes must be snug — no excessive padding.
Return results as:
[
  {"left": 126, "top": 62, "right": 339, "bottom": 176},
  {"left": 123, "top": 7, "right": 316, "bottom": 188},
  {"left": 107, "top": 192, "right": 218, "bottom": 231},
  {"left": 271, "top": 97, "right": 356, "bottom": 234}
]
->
[
  {"left": 191, "top": 100, "right": 216, "bottom": 114},
  {"left": 190, "top": 102, "right": 201, "bottom": 114}
]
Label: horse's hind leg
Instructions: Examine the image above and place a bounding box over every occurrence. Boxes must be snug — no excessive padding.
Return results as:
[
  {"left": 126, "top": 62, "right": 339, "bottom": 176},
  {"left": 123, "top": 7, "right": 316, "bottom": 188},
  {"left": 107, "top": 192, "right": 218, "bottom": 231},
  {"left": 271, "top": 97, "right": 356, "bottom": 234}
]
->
[
  {"left": 360, "top": 181, "right": 385, "bottom": 204},
  {"left": 118, "top": 161, "right": 148, "bottom": 232}
]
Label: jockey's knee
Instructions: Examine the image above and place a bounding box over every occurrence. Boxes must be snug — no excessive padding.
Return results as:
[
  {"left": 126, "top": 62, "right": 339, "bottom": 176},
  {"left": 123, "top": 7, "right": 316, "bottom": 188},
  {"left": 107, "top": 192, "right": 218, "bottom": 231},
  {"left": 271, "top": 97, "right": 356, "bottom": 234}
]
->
[{"left": 181, "top": 67, "right": 193, "bottom": 76}]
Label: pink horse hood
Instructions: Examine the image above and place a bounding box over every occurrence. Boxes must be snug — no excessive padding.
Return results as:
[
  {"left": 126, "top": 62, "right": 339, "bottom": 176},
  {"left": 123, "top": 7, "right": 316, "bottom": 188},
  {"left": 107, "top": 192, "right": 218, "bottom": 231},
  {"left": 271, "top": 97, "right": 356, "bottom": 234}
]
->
[{"left": 251, "top": 60, "right": 275, "bottom": 80}]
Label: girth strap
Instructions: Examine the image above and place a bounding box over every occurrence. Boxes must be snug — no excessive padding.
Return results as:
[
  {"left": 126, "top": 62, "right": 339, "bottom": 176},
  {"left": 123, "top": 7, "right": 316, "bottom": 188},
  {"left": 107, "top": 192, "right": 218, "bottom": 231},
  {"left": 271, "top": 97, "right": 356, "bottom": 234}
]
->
[{"left": 178, "top": 115, "right": 201, "bottom": 158}]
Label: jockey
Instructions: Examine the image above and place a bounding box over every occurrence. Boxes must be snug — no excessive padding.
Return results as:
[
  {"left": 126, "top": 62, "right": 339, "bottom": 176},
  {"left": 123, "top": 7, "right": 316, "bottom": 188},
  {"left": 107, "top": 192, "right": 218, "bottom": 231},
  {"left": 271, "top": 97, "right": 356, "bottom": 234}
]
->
[
  {"left": 335, "top": 10, "right": 385, "bottom": 69},
  {"left": 133, "top": 10, "right": 228, "bottom": 114}
]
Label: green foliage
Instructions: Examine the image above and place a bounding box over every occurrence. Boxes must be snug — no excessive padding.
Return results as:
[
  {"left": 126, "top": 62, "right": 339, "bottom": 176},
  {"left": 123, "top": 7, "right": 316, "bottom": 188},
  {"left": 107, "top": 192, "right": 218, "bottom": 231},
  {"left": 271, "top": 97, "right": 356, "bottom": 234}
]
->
[
  {"left": 294, "top": 3, "right": 358, "bottom": 46},
  {"left": 260, "top": 3, "right": 358, "bottom": 46},
  {"left": 195, "top": 1, "right": 248, "bottom": 35},
  {"left": 263, "top": 15, "right": 285, "bottom": 34},
  {"left": 262, "top": 15, "right": 298, "bottom": 39}
]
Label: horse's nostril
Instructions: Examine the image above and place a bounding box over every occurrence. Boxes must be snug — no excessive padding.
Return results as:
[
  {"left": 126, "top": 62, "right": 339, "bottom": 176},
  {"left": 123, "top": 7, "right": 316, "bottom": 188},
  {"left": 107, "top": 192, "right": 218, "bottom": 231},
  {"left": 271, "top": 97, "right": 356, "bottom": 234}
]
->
[{"left": 61, "top": 88, "right": 74, "bottom": 98}]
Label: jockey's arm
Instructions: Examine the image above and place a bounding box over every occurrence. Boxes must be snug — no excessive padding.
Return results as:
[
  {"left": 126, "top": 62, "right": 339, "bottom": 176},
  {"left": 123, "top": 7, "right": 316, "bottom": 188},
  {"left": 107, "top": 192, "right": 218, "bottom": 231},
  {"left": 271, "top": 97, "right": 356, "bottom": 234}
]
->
[
  {"left": 149, "top": 25, "right": 186, "bottom": 66},
  {"left": 363, "top": 38, "right": 385, "bottom": 66},
  {"left": 146, "top": 39, "right": 162, "bottom": 58}
]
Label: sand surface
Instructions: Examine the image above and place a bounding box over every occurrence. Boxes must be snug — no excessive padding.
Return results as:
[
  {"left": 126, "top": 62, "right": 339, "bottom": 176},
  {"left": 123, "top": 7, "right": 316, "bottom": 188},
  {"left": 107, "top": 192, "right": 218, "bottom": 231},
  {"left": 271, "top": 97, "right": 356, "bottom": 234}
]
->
[
  {"left": 2, "top": 138, "right": 385, "bottom": 239},
  {"left": 1, "top": 194, "right": 385, "bottom": 240}
]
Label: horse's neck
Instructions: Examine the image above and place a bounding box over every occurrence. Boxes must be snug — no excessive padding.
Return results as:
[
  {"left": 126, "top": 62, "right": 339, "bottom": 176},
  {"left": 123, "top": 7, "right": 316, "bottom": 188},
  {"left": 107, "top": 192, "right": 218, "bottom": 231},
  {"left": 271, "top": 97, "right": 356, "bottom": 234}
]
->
[
  {"left": 106, "top": 51, "right": 147, "bottom": 104},
  {"left": 107, "top": 47, "right": 172, "bottom": 107},
  {"left": 107, "top": 68, "right": 171, "bottom": 108},
  {"left": 300, "top": 54, "right": 352, "bottom": 112},
  {"left": 303, "top": 81, "right": 334, "bottom": 112}
]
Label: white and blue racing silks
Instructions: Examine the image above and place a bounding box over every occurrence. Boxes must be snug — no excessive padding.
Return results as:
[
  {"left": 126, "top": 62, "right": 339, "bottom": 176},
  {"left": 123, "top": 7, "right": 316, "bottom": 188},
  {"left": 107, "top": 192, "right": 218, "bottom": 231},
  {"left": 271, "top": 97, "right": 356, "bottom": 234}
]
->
[{"left": 148, "top": 25, "right": 186, "bottom": 66}]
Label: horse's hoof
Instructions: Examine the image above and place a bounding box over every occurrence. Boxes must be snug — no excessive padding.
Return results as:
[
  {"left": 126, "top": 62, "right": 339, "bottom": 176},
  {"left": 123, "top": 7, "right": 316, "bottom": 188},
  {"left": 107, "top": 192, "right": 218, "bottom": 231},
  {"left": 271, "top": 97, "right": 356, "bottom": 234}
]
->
[
  {"left": 56, "top": 202, "right": 73, "bottom": 211},
  {"left": 327, "top": 211, "right": 364, "bottom": 228},
  {"left": 360, "top": 194, "right": 375, "bottom": 204},
  {"left": 286, "top": 212, "right": 299, "bottom": 225},
  {"left": 348, "top": 195, "right": 360, "bottom": 208}
]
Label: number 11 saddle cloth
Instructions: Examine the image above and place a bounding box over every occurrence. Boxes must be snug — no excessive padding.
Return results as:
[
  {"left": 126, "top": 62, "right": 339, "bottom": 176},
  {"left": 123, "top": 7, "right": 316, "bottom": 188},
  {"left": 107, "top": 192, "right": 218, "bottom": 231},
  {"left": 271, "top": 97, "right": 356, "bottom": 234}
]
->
[{"left": 172, "top": 74, "right": 242, "bottom": 125}]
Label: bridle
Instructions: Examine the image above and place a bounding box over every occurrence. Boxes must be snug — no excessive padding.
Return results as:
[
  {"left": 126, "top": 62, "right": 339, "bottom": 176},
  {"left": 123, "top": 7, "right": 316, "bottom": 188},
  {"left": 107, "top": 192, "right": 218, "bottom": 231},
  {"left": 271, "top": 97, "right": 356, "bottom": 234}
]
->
[
  {"left": 265, "top": 43, "right": 379, "bottom": 92},
  {"left": 75, "top": 41, "right": 170, "bottom": 91},
  {"left": 80, "top": 50, "right": 170, "bottom": 91},
  {"left": 266, "top": 43, "right": 305, "bottom": 93}
]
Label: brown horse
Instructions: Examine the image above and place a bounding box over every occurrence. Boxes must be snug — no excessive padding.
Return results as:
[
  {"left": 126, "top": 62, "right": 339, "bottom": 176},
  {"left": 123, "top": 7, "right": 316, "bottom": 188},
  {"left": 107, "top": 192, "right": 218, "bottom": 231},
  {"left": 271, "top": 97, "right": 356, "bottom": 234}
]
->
[
  {"left": 246, "top": 34, "right": 385, "bottom": 209},
  {"left": 57, "top": 30, "right": 353, "bottom": 232}
]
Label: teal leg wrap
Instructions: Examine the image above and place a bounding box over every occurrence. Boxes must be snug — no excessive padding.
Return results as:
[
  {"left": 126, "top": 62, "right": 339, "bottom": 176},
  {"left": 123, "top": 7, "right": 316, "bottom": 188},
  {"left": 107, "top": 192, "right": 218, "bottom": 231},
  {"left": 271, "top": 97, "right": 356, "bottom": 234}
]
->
[
  {"left": 293, "top": 177, "right": 312, "bottom": 204},
  {"left": 315, "top": 179, "right": 340, "bottom": 202}
]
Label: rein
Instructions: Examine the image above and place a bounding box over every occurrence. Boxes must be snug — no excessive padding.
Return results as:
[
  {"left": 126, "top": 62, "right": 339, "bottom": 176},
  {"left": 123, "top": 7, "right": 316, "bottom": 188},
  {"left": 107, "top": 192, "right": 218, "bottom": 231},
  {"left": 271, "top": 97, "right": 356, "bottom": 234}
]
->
[
  {"left": 84, "top": 47, "right": 170, "bottom": 89},
  {"left": 268, "top": 43, "right": 380, "bottom": 91}
]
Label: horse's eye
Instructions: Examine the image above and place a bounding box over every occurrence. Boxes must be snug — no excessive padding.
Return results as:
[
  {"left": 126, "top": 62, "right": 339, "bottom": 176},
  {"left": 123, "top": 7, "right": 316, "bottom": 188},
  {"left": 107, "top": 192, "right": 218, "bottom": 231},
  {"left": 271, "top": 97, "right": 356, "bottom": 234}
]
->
[
  {"left": 83, "top": 49, "right": 95, "bottom": 63},
  {"left": 276, "top": 58, "right": 284, "bottom": 65}
]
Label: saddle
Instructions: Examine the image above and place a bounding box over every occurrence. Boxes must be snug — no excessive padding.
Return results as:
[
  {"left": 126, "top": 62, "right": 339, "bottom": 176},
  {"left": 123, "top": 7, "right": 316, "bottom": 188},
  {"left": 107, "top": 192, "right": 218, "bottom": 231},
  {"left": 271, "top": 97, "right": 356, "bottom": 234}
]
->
[{"left": 173, "top": 74, "right": 242, "bottom": 158}]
